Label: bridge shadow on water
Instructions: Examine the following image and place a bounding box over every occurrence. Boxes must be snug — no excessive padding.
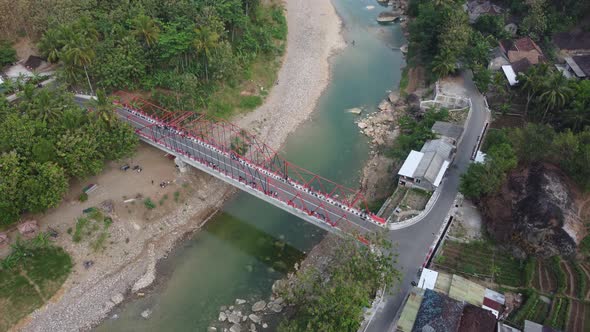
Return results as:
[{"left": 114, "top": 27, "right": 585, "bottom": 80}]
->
[{"left": 203, "top": 211, "right": 307, "bottom": 274}]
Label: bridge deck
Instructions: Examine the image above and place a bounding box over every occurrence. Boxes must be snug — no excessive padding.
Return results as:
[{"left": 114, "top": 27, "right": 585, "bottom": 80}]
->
[{"left": 115, "top": 105, "right": 386, "bottom": 238}]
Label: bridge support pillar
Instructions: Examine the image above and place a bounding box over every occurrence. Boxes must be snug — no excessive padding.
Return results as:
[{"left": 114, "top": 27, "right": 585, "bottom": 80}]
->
[{"left": 174, "top": 156, "right": 188, "bottom": 173}]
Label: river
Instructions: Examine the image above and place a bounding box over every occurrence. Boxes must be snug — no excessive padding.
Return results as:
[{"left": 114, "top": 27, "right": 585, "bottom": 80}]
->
[{"left": 96, "top": 0, "right": 404, "bottom": 330}]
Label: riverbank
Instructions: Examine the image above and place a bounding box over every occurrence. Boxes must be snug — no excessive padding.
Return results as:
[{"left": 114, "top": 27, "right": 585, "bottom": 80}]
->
[{"left": 14, "top": 1, "right": 346, "bottom": 331}]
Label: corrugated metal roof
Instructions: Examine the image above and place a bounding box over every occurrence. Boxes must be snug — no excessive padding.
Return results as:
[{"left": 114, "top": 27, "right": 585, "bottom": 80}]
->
[
  {"left": 434, "top": 271, "right": 452, "bottom": 294},
  {"left": 419, "top": 268, "right": 439, "bottom": 290},
  {"left": 421, "top": 139, "right": 453, "bottom": 158},
  {"left": 412, "top": 289, "right": 465, "bottom": 332},
  {"left": 565, "top": 56, "right": 586, "bottom": 77},
  {"left": 398, "top": 150, "right": 424, "bottom": 177},
  {"left": 484, "top": 288, "right": 505, "bottom": 304},
  {"left": 398, "top": 287, "right": 425, "bottom": 332},
  {"left": 433, "top": 160, "right": 450, "bottom": 187},
  {"left": 431, "top": 121, "right": 464, "bottom": 141},
  {"left": 448, "top": 275, "right": 486, "bottom": 307},
  {"left": 502, "top": 65, "right": 518, "bottom": 86}
]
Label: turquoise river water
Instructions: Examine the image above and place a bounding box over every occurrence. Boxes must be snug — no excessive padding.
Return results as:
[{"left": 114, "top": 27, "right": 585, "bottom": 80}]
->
[{"left": 97, "top": 0, "right": 404, "bottom": 330}]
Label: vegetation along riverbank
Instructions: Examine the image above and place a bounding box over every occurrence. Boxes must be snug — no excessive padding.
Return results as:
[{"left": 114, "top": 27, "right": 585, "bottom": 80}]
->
[{"left": 0, "top": 0, "right": 351, "bottom": 330}]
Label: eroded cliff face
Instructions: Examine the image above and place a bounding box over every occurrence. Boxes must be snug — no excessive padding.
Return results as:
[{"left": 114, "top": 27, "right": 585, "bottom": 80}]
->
[{"left": 481, "top": 163, "right": 586, "bottom": 257}]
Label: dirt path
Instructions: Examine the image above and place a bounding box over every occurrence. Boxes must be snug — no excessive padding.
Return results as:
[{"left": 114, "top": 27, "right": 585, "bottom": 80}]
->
[
  {"left": 580, "top": 264, "right": 590, "bottom": 300},
  {"left": 536, "top": 260, "right": 545, "bottom": 291},
  {"left": 568, "top": 300, "right": 584, "bottom": 332},
  {"left": 561, "top": 261, "right": 577, "bottom": 298},
  {"left": 539, "top": 261, "right": 556, "bottom": 293},
  {"left": 19, "top": 270, "right": 47, "bottom": 303}
]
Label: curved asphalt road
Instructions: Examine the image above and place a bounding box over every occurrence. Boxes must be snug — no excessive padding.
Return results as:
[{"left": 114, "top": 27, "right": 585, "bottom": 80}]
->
[{"left": 363, "top": 72, "right": 490, "bottom": 332}]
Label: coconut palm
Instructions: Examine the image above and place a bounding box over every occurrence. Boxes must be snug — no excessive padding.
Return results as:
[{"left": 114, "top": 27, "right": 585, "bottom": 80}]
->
[
  {"left": 89, "top": 89, "right": 116, "bottom": 127},
  {"left": 538, "top": 72, "right": 571, "bottom": 122},
  {"left": 431, "top": 50, "right": 456, "bottom": 79},
  {"left": 63, "top": 35, "right": 96, "bottom": 95},
  {"left": 33, "top": 89, "right": 62, "bottom": 123},
  {"left": 193, "top": 26, "right": 220, "bottom": 82},
  {"left": 516, "top": 64, "right": 549, "bottom": 119},
  {"left": 38, "top": 28, "right": 63, "bottom": 63},
  {"left": 132, "top": 14, "right": 160, "bottom": 48}
]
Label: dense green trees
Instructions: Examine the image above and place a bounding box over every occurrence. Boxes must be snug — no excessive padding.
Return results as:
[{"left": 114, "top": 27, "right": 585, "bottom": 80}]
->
[
  {"left": 461, "top": 124, "right": 590, "bottom": 199},
  {"left": 515, "top": 66, "right": 589, "bottom": 129},
  {"left": 29, "top": 0, "right": 285, "bottom": 114},
  {"left": 278, "top": 235, "right": 400, "bottom": 332},
  {"left": 407, "top": 0, "right": 495, "bottom": 81},
  {"left": 0, "top": 87, "right": 137, "bottom": 226},
  {"left": 389, "top": 108, "right": 449, "bottom": 159},
  {"left": 0, "top": 40, "right": 16, "bottom": 66},
  {"left": 460, "top": 131, "right": 517, "bottom": 199}
]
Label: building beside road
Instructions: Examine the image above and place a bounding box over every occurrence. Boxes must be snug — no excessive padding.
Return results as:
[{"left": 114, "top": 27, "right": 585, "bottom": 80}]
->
[
  {"left": 397, "top": 268, "right": 512, "bottom": 332},
  {"left": 398, "top": 121, "right": 460, "bottom": 191}
]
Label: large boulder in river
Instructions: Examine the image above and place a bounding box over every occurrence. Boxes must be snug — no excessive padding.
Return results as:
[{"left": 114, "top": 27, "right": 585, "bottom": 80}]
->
[
  {"left": 480, "top": 163, "right": 586, "bottom": 257},
  {"left": 251, "top": 300, "right": 266, "bottom": 312}
]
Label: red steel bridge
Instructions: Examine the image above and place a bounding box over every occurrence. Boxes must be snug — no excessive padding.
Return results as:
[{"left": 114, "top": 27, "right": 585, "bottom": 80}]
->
[{"left": 111, "top": 92, "right": 387, "bottom": 239}]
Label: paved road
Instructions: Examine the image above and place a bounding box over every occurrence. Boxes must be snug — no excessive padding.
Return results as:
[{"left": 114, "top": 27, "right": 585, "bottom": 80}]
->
[
  {"left": 112, "top": 103, "right": 386, "bottom": 238},
  {"left": 363, "top": 72, "right": 491, "bottom": 332}
]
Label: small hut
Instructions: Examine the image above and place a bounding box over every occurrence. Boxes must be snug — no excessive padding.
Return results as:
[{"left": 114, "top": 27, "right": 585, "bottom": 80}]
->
[
  {"left": 17, "top": 220, "right": 39, "bottom": 237},
  {"left": 0, "top": 232, "right": 8, "bottom": 247}
]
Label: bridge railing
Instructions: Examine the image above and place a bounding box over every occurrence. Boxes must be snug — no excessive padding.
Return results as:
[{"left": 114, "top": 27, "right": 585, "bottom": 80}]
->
[{"left": 111, "top": 92, "right": 386, "bottom": 229}]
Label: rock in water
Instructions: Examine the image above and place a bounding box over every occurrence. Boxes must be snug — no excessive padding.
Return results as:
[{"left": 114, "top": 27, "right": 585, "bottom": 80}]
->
[
  {"left": 250, "top": 323, "right": 257, "bottom": 332},
  {"left": 262, "top": 323, "right": 268, "bottom": 329},
  {"left": 358, "top": 122, "right": 368, "bottom": 129},
  {"left": 388, "top": 91, "right": 400, "bottom": 104},
  {"left": 481, "top": 163, "right": 586, "bottom": 257},
  {"left": 268, "top": 302, "right": 283, "bottom": 313},
  {"left": 219, "top": 312, "right": 227, "bottom": 322},
  {"left": 140, "top": 309, "right": 152, "bottom": 319},
  {"left": 111, "top": 293, "right": 124, "bottom": 305},
  {"left": 236, "top": 299, "right": 246, "bottom": 305},
  {"left": 347, "top": 107, "right": 362, "bottom": 115},
  {"left": 230, "top": 324, "right": 242, "bottom": 332},
  {"left": 252, "top": 300, "right": 266, "bottom": 312},
  {"left": 228, "top": 313, "right": 241, "bottom": 324},
  {"left": 249, "top": 314, "right": 261, "bottom": 324},
  {"left": 208, "top": 327, "right": 218, "bottom": 332}
]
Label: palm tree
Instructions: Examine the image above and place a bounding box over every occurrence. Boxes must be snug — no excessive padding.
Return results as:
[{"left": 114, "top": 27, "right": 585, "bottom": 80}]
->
[
  {"left": 89, "top": 89, "right": 116, "bottom": 127},
  {"left": 431, "top": 51, "right": 456, "bottom": 79},
  {"left": 193, "top": 27, "right": 220, "bottom": 82},
  {"left": 516, "top": 65, "right": 547, "bottom": 119},
  {"left": 538, "top": 72, "right": 571, "bottom": 122},
  {"left": 33, "top": 89, "right": 62, "bottom": 123},
  {"left": 132, "top": 14, "right": 160, "bottom": 48},
  {"left": 63, "top": 36, "right": 96, "bottom": 95},
  {"left": 38, "top": 28, "right": 62, "bottom": 63},
  {"left": 562, "top": 99, "right": 590, "bottom": 132}
]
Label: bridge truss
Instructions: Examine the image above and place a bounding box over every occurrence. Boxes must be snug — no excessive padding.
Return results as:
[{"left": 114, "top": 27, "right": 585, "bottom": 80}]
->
[{"left": 113, "top": 91, "right": 386, "bottom": 238}]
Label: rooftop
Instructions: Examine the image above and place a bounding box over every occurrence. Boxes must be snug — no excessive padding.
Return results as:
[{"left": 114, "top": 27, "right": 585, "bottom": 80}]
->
[
  {"left": 502, "top": 65, "right": 519, "bottom": 86},
  {"left": 398, "top": 150, "right": 424, "bottom": 178},
  {"left": 553, "top": 31, "right": 590, "bottom": 51},
  {"left": 458, "top": 304, "right": 497, "bottom": 332},
  {"left": 569, "top": 55, "right": 590, "bottom": 77},
  {"left": 412, "top": 289, "right": 465, "bottom": 332},
  {"left": 501, "top": 37, "right": 544, "bottom": 65},
  {"left": 501, "top": 37, "right": 543, "bottom": 54},
  {"left": 431, "top": 121, "right": 464, "bottom": 142}
]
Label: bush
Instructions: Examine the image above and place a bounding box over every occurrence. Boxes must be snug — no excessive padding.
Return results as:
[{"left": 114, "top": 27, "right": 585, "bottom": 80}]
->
[
  {"left": 239, "top": 95, "right": 263, "bottom": 109},
  {"left": 580, "top": 235, "right": 590, "bottom": 255},
  {"left": 0, "top": 40, "right": 16, "bottom": 67},
  {"left": 524, "top": 257, "right": 537, "bottom": 287},
  {"left": 548, "top": 256, "right": 567, "bottom": 294},
  {"left": 143, "top": 198, "right": 156, "bottom": 210},
  {"left": 78, "top": 192, "right": 89, "bottom": 202},
  {"left": 573, "top": 263, "right": 587, "bottom": 299}
]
